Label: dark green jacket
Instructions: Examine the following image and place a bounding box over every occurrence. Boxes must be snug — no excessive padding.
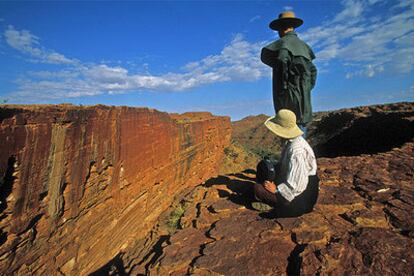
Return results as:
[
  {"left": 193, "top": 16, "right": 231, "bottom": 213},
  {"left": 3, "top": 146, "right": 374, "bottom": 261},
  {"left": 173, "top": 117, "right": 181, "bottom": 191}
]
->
[{"left": 261, "top": 32, "right": 317, "bottom": 125}]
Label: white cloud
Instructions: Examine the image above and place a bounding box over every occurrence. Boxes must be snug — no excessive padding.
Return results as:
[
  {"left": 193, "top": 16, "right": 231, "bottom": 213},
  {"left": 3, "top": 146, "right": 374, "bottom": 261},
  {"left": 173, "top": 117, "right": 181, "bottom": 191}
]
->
[
  {"left": 28, "top": 70, "right": 80, "bottom": 79},
  {"left": 358, "top": 83, "right": 414, "bottom": 103},
  {"left": 301, "top": 0, "right": 414, "bottom": 78},
  {"left": 332, "top": 0, "right": 365, "bottom": 23},
  {"left": 249, "top": 15, "right": 261, "bottom": 23},
  {"left": 5, "top": 25, "right": 76, "bottom": 65},
  {"left": 283, "top": 6, "right": 293, "bottom": 11},
  {"left": 190, "top": 33, "right": 265, "bottom": 81},
  {"left": 5, "top": 29, "right": 268, "bottom": 101},
  {"left": 345, "top": 64, "right": 384, "bottom": 78},
  {"left": 394, "top": 0, "right": 414, "bottom": 9},
  {"left": 316, "top": 43, "right": 340, "bottom": 60}
]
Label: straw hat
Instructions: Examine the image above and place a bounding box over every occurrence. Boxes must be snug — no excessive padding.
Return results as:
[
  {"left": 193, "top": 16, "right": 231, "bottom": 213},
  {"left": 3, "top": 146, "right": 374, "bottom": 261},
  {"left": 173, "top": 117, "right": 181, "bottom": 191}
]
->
[
  {"left": 264, "top": 109, "right": 303, "bottom": 139},
  {"left": 269, "top": 11, "right": 303, "bottom": 31}
]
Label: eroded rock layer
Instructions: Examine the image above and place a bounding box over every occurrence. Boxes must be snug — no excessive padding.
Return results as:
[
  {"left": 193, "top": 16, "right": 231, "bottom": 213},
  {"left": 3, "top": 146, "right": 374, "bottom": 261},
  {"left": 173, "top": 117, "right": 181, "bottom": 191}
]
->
[{"left": 0, "top": 105, "right": 231, "bottom": 275}]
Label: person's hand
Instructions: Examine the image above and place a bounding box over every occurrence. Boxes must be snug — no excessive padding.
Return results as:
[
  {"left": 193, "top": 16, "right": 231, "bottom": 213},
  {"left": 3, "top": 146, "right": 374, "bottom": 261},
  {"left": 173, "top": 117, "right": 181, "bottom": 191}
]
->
[{"left": 264, "top": 181, "right": 277, "bottom": 193}]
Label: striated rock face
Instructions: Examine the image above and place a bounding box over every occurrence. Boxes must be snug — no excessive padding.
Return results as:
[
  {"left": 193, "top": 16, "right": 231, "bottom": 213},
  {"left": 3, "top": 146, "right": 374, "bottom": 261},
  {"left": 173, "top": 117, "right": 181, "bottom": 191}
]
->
[{"left": 0, "top": 105, "right": 231, "bottom": 275}]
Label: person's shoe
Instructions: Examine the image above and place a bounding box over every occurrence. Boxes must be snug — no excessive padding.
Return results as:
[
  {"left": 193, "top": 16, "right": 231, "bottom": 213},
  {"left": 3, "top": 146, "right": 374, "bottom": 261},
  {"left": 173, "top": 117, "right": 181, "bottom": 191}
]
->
[{"left": 251, "top": 202, "right": 273, "bottom": 212}]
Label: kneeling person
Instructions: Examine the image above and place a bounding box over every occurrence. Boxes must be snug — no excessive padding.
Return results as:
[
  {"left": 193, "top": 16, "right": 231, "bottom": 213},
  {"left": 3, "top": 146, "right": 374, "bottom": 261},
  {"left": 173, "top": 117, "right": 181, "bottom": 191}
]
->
[{"left": 252, "top": 109, "right": 317, "bottom": 213}]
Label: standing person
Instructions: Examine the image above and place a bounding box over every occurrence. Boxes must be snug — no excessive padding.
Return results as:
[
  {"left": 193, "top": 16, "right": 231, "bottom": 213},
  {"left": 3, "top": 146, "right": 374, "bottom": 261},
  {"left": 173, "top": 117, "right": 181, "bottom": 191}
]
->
[
  {"left": 261, "top": 11, "right": 317, "bottom": 136},
  {"left": 252, "top": 109, "right": 318, "bottom": 215}
]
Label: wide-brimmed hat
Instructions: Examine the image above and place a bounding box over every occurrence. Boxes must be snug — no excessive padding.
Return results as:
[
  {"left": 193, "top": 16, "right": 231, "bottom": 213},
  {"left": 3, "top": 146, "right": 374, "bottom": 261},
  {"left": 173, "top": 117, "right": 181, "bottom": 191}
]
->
[
  {"left": 269, "top": 11, "right": 303, "bottom": 31},
  {"left": 264, "top": 109, "right": 303, "bottom": 139}
]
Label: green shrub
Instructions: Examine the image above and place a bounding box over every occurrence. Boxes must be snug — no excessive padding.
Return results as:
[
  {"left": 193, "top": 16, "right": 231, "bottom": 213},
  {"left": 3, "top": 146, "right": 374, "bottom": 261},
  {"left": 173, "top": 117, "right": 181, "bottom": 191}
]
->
[{"left": 166, "top": 203, "right": 186, "bottom": 233}]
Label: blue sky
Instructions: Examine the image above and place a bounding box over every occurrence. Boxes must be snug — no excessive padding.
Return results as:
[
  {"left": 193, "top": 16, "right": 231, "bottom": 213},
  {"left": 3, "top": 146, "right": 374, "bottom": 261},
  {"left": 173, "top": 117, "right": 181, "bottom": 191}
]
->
[{"left": 0, "top": 0, "right": 413, "bottom": 120}]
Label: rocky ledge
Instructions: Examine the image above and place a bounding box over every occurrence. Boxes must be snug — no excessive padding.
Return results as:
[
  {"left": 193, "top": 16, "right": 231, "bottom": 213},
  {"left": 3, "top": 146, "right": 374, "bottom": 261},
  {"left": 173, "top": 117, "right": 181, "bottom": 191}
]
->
[
  {"left": 132, "top": 102, "right": 414, "bottom": 275},
  {"left": 132, "top": 142, "right": 414, "bottom": 275}
]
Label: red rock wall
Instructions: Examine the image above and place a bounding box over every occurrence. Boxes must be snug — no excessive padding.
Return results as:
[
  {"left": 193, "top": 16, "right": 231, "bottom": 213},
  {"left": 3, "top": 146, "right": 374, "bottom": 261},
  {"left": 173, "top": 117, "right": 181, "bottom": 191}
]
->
[{"left": 0, "top": 105, "right": 231, "bottom": 275}]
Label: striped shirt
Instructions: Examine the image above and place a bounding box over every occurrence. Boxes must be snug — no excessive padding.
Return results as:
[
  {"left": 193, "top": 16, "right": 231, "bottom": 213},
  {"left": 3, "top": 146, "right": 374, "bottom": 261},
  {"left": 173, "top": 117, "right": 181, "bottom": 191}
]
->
[{"left": 277, "top": 136, "right": 317, "bottom": 202}]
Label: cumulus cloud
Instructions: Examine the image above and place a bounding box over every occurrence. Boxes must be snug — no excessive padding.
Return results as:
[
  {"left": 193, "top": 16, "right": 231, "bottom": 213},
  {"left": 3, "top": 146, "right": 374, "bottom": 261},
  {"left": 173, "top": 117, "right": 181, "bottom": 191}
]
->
[
  {"left": 189, "top": 34, "right": 265, "bottom": 81},
  {"left": 301, "top": 0, "right": 414, "bottom": 78},
  {"left": 332, "top": 0, "right": 365, "bottom": 23},
  {"left": 5, "top": 28, "right": 268, "bottom": 101},
  {"left": 5, "top": 25, "right": 76, "bottom": 64}
]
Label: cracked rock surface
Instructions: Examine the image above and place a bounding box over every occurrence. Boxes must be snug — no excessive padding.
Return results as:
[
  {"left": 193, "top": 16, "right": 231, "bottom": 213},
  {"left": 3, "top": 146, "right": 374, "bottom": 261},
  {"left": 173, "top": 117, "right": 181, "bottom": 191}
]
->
[{"left": 136, "top": 141, "right": 414, "bottom": 275}]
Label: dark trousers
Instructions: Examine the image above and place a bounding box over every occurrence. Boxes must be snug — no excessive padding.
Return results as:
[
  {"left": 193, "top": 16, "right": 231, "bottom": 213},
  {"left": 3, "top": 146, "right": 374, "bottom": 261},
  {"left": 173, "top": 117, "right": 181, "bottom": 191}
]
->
[
  {"left": 253, "top": 176, "right": 319, "bottom": 217},
  {"left": 253, "top": 183, "right": 287, "bottom": 207}
]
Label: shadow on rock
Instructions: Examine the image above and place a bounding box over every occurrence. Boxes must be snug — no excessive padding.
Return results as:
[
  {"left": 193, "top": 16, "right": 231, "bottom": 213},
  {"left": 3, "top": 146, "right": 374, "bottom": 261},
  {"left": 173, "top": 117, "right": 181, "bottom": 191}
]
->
[
  {"left": 89, "top": 253, "right": 127, "bottom": 276},
  {"left": 204, "top": 174, "right": 255, "bottom": 209},
  {"left": 242, "top": 168, "right": 256, "bottom": 174},
  {"left": 227, "top": 172, "right": 256, "bottom": 182}
]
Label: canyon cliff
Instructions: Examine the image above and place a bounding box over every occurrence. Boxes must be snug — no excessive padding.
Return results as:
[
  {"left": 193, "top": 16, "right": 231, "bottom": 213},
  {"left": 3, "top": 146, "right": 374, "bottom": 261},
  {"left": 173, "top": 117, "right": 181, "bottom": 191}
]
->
[
  {"left": 1, "top": 102, "right": 413, "bottom": 275},
  {"left": 0, "top": 105, "right": 231, "bottom": 275}
]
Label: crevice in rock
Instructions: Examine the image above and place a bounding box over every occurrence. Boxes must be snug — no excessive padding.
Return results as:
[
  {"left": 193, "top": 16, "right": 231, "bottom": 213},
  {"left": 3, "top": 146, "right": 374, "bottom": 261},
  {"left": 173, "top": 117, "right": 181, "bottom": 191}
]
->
[
  {"left": 204, "top": 221, "right": 218, "bottom": 241},
  {"left": 39, "top": 191, "right": 48, "bottom": 202},
  {"left": 391, "top": 190, "right": 414, "bottom": 207},
  {"left": 187, "top": 240, "right": 214, "bottom": 275},
  {"left": 286, "top": 242, "right": 307, "bottom": 275},
  {"left": 187, "top": 221, "right": 219, "bottom": 274},
  {"left": 0, "top": 229, "right": 7, "bottom": 246},
  {"left": 139, "top": 235, "right": 170, "bottom": 274},
  {"left": 338, "top": 213, "right": 357, "bottom": 225},
  {"left": 0, "top": 156, "right": 16, "bottom": 214},
  {"left": 192, "top": 202, "right": 202, "bottom": 228},
  {"left": 79, "top": 161, "right": 96, "bottom": 203},
  {"left": 352, "top": 185, "right": 372, "bottom": 201},
  {"left": 89, "top": 253, "right": 127, "bottom": 276},
  {"left": 0, "top": 109, "right": 23, "bottom": 123},
  {"left": 19, "top": 213, "right": 43, "bottom": 235},
  {"left": 193, "top": 191, "right": 208, "bottom": 221},
  {"left": 383, "top": 207, "right": 412, "bottom": 237},
  {"left": 85, "top": 161, "right": 95, "bottom": 184},
  {"left": 328, "top": 236, "right": 342, "bottom": 244}
]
